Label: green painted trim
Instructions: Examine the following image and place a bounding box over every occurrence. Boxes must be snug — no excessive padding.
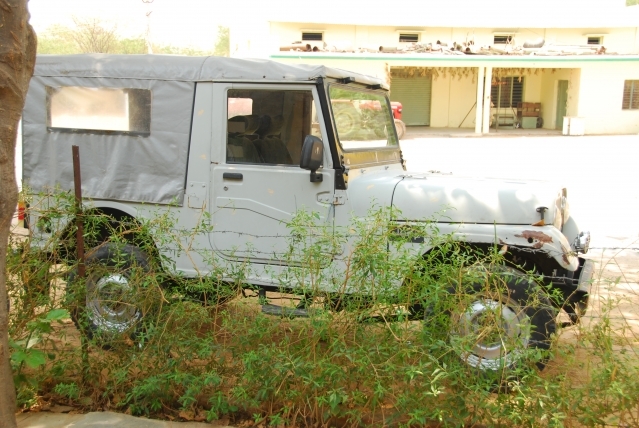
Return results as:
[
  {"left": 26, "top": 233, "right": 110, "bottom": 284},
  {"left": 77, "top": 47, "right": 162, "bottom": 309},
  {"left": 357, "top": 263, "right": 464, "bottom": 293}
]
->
[{"left": 270, "top": 53, "right": 639, "bottom": 63}]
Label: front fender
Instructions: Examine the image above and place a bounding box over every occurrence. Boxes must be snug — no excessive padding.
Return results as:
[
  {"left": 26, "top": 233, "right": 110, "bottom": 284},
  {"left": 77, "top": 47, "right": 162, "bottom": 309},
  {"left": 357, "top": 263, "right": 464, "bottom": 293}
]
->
[{"left": 410, "top": 223, "right": 579, "bottom": 272}]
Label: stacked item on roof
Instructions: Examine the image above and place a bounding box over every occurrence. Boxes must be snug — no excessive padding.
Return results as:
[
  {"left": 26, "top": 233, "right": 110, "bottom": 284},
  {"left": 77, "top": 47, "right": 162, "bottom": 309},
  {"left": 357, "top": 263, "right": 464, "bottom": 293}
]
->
[{"left": 279, "top": 37, "right": 610, "bottom": 56}]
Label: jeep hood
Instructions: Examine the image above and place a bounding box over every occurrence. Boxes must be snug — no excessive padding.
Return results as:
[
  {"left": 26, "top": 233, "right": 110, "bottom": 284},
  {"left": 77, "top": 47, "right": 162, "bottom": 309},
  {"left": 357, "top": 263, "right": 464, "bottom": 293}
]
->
[
  {"left": 348, "top": 170, "right": 562, "bottom": 225},
  {"left": 391, "top": 172, "right": 561, "bottom": 225}
]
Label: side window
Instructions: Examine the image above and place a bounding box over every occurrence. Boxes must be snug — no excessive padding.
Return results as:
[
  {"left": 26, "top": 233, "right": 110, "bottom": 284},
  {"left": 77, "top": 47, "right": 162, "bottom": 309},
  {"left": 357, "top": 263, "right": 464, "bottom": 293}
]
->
[
  {"left": 226, "top": 89, "right": 315, "bottom": 165},
  {"left": 46, "top": 86, "right": 151, "bottom": 136}
]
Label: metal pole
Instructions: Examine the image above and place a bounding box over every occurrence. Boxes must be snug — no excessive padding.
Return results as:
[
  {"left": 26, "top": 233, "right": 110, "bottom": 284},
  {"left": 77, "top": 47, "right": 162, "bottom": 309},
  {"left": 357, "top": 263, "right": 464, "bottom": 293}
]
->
[{"left": 72, "top": 145, "right": 85, "bottom": 278}]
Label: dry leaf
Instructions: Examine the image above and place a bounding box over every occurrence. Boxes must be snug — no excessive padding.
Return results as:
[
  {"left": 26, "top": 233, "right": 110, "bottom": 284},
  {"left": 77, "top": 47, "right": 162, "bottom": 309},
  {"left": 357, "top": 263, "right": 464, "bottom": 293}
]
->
[{"left": 179, "top": 410, "right": 195, "bottom": 421}]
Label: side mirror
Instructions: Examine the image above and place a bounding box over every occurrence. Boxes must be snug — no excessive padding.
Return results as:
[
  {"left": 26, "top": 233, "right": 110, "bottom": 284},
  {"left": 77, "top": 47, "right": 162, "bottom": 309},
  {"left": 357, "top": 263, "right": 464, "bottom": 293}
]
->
[{"left": 300, "top": 135, "right": 324, "bottom": 182}]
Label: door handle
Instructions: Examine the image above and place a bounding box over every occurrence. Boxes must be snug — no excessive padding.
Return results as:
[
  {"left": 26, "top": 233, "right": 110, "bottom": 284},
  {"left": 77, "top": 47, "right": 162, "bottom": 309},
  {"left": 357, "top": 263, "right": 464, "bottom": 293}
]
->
[{"left": 223, "top": 172, "right": 243, "bottom": 180}]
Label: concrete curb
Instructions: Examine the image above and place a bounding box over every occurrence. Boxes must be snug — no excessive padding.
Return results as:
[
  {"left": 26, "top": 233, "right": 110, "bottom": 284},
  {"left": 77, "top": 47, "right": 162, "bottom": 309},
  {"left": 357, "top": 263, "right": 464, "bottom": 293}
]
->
[{"left": 16, "top": 411, "right": 235, "bottom": 428}]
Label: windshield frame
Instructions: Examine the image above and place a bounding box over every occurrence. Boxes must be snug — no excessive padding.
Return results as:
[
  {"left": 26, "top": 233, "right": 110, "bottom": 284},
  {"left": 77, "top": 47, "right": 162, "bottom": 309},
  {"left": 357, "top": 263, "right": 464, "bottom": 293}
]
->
[{"left": 327, "top": 83, "right": 399, "bottom": 153}]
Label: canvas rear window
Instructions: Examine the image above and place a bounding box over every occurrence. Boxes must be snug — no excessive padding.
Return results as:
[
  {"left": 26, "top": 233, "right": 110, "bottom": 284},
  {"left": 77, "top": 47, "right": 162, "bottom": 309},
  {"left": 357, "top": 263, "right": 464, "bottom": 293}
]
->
[{"left": 46, "top": 86, "right": 151, "bottom": 136}]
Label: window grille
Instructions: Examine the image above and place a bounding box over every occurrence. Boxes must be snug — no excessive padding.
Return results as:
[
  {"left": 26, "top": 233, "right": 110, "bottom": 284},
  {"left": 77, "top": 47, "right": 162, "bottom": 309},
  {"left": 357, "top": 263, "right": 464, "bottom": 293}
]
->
[
  {"left": 399, "top": 33, "right": 419, "bottom": 43},
  {"left": 302, "top": 32, "right": 323, "bottom": 41},
  {"left": 622, "top": 80, "right": 639, "bottom": 110},
  {"left": 490, "top": 77, "right": 524, "bottom": 108},
  {"left": 494, "top": 35, "right": 513, "bottom": 44}
]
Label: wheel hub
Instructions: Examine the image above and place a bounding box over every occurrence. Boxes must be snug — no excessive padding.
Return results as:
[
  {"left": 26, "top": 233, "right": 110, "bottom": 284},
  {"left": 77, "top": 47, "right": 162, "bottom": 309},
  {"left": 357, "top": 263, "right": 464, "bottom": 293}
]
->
[
  {"left": 87, "top": 273, "right": 140, "bottom": 333},
  {"left": 456, "top": 297, "right": 530, "bottom": 370}
]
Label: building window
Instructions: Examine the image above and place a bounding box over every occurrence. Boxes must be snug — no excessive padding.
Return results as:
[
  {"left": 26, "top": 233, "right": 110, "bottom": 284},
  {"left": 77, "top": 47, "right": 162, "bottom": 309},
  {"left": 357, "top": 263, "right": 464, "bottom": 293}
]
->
[
  {"left": 399, "top": 33, "right": 419, "bottom": 43},
  {"left": 622, "top": 80, "right": 639, "bottom": 109},
  {"left": 46, "top": 86, "right": 151, "bottom": 136},
  {"left": 302, "top": 32, "right": 323, "bottom": 41},
  {"left": 490, "top": 77, "right": 524, "bottom": 108},
  {"left": 587, "top": 36, "right": 602, "bottom": 45},
  {"left": 494, "top": 35, "right": 513, "bottom": 44}
]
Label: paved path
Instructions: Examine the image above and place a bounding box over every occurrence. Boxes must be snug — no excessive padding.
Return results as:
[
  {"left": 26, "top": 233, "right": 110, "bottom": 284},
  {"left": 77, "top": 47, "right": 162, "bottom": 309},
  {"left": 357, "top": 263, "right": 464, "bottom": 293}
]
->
[{"left": 16, "top": 411, "right": 234, "bottom": 428}]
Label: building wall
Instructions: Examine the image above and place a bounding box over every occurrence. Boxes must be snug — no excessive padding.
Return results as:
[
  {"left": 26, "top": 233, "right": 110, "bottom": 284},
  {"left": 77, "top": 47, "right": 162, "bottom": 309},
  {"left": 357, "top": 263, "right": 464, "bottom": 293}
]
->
[
  {"left": 539, "top": 68, "right": 581, "bottom": 130},
  {"left": 251, "top": 19, "right": 639, "bottom": 135},
  {"left": 577, "top": 63, "right": 639, "bottom": 134},
  {"left": 430, "top": 74, "right": 478, "bottom": 128},
  {"left": 543, "top": 28, "right": 638, "bottom": 53}
]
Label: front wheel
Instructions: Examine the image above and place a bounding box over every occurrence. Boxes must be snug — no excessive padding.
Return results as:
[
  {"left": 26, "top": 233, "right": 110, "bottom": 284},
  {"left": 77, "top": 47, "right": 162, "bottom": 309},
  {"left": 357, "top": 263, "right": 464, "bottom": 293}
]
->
[
  {"left": 67, "top": 243, "right": 159, "bottom": 347},
  {"left": 449, "top": 265, "right": 556, "bottom": 379}
]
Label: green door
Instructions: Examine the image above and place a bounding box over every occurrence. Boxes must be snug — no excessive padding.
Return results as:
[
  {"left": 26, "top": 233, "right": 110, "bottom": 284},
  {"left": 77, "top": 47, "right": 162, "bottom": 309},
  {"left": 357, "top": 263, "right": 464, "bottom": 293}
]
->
[
  {"left": 556, "top": 80, "right": 568, "bottom": 130},
  {"left": 390, "top": 76, "right": 432, "bottom": 126}
]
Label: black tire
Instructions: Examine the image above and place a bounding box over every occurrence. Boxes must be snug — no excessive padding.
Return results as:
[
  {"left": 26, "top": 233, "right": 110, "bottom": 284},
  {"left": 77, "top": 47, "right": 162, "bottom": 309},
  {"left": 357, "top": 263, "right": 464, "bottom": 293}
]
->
[
  {"left": 325, "top": 292, "right": 373, "bottom": 313},
  {"left": 449, "top": 265, "right": 556, "bottom": 380},
  {"left": 67, "top": 243, "right": 158, "bottom": 346},
  {"left": 394, "top": 119, "right": 406, "bottom": 140}
]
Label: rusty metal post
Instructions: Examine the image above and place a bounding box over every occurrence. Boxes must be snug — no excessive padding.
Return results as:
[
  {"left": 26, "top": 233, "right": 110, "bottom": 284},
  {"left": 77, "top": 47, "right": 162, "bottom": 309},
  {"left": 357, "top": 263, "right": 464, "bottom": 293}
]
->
[{"left": 72, "top": 145, "right": 86, "bottom": 278}]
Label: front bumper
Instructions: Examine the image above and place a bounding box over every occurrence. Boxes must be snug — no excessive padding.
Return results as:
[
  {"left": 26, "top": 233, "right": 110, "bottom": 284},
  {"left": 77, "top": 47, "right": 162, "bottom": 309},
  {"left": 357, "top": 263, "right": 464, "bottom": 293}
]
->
[
  {"left": 576, "top": 257, "right": 595, "bottom": 295},
  {"left": 567, "top": 257, "right": 595, "bottom": 321}
]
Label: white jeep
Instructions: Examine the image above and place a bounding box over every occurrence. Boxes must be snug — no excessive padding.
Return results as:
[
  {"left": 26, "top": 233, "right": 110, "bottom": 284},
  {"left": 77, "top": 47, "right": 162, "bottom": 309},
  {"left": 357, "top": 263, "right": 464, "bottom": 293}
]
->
[{"left": 22, "top": 54, "right": 592, "bottom": 374}]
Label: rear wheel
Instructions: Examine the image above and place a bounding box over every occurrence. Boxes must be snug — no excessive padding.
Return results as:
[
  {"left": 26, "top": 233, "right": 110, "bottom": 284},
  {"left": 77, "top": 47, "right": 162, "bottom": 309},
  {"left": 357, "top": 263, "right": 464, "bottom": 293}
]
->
[{"left": 67, "top": 243, "right": 159, "bottom": 347}]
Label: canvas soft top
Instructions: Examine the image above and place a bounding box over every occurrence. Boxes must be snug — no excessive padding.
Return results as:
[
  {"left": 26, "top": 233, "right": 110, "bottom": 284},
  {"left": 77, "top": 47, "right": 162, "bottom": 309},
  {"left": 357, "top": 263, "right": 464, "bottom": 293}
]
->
[
  {"left": 34, "top": 54, "right": 387, "bottom": 87},
  {"left": 24, "top": 55, "right": 386, "bottom": 206}
]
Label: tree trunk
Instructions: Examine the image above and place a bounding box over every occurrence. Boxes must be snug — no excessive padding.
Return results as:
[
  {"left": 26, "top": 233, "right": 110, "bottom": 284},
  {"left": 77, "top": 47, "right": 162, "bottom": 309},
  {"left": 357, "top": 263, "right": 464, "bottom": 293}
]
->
[{"left": 0, "top": 1, "right": 36, "bottom": 426}]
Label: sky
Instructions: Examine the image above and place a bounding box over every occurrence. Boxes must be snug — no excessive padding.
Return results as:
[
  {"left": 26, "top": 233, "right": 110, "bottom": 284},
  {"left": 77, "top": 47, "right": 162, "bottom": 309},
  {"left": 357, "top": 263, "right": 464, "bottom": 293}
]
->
[{"left": 28, "top": 0, "right": 234, "bottom": 50}]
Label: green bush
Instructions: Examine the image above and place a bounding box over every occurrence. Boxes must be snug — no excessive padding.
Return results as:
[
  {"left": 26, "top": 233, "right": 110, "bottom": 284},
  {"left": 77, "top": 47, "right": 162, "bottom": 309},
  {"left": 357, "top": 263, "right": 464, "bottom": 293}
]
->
[{"left": 6, "top": 190, "right": 639, "bottom": 426}]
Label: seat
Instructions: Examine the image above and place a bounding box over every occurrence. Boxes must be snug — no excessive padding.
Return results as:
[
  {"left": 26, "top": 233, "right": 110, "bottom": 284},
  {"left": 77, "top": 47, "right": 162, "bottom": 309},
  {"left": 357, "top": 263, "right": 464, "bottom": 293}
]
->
[
  {"left": 227, "top": 115, "right": 263, "bottom": 163},
  {"left": 253, "top": 115, "right": 292, "bottom": 164}
]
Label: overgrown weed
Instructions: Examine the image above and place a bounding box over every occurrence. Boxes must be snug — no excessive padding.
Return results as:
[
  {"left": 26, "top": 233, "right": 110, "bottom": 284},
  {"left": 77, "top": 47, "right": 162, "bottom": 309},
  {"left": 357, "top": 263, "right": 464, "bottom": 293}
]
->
[{"left": 5, "top": 190, "right": 639, "bottom": 426}]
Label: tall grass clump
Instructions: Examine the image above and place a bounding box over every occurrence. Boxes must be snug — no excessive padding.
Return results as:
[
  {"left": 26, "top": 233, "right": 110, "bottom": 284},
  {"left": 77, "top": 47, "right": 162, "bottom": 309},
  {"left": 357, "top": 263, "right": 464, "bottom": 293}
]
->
[{"left": 6, "top": 190, "right": 639, "bottom": 426}]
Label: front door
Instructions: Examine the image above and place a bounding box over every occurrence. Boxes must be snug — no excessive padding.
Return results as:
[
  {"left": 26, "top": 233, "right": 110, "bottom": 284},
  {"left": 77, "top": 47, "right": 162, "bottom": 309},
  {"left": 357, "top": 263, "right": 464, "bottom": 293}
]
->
[
  {"left": 211, "top": 84, "right": 334, "bottom": 265},
  {"left": 556, "top": 80, "right": 568, "bottom": 130}
]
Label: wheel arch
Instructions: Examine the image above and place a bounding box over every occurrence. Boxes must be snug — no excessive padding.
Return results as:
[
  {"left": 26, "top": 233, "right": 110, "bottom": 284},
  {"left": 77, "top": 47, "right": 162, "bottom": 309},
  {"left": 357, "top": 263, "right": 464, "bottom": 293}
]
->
[
  {"left": 58, "top": 202, "right": 162, "bottom": 268},
  {"left": 420, "top": 241, "right": 575, "bottom": 309}
]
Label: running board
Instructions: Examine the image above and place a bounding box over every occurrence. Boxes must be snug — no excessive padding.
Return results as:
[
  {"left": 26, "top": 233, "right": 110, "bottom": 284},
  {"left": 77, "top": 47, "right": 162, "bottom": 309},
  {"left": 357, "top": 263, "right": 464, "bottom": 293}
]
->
[{"left": 261, "top": 304, "right": 310, "bottom": 318}]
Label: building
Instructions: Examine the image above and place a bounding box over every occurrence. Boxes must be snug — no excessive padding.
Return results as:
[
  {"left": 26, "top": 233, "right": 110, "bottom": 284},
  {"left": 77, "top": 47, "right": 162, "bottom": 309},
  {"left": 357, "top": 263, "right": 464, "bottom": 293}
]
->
[{"left": 229, "top": 0, "right": 639, "bottom": 135}]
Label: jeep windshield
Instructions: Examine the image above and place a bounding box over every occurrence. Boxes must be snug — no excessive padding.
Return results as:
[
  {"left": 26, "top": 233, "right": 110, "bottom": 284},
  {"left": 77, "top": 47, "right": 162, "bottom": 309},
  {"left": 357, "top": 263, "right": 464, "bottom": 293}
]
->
[{"left": 328, "top": 85, "right": 398, "bottom": 150}]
